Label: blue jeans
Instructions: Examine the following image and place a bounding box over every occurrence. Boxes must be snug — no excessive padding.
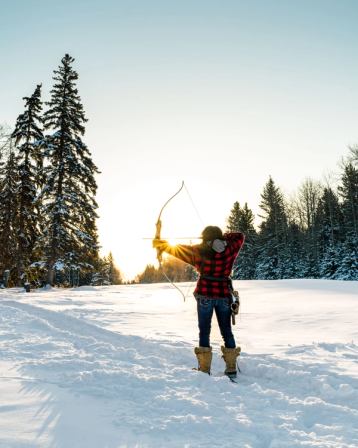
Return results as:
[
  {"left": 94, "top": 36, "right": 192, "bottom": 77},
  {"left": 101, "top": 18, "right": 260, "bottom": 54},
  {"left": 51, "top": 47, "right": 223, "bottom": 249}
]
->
[{"left": 196, "top": 297, "right": 236, "bottom": 348}]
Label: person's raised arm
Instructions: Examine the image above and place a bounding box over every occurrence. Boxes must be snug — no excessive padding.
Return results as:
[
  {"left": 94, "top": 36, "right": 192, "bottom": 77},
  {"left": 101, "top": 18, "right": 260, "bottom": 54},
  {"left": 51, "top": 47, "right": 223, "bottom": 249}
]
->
[{"left": 224, "top": 232, "right": 245, "bottom": 251}]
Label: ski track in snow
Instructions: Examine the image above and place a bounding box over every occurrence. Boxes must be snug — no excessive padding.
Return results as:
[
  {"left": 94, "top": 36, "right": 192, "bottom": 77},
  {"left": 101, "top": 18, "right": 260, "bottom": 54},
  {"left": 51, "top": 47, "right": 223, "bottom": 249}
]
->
[{"left": 0, "top": 280, "right": 357, "bottom": 448}]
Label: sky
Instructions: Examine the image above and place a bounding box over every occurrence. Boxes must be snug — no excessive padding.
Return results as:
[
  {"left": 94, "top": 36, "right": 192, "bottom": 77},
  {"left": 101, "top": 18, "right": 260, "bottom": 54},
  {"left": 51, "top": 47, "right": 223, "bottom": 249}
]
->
[{"left": 1, "top": 0, "right": 358, "bottom": 279}]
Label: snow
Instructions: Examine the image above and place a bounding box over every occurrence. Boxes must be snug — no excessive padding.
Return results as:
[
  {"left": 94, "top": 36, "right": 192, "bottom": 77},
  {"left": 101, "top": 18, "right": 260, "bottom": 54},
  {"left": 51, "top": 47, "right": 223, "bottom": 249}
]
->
[{"left": 0, "top": 280, "right": 357, "bottom": 448}]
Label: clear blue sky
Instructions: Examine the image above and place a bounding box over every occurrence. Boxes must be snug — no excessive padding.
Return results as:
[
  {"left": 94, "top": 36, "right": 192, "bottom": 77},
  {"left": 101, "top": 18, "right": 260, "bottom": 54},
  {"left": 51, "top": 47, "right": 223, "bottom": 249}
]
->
[{"left": 1, "top": 0, "right": 358, "bottom": 278}]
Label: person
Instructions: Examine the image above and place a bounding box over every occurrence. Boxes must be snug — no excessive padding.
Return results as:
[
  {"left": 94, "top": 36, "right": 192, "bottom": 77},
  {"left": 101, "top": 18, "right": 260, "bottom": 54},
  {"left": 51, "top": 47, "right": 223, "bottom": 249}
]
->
[{"left": 153, "top": 225, "right": 245, "bottom": 377}]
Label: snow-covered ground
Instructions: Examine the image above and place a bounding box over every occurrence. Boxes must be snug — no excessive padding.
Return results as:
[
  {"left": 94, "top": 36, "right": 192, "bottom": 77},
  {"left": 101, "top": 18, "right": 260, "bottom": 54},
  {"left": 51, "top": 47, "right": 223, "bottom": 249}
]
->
[{"left": 0, "top": 280, "right": 357, "bottom": 448}]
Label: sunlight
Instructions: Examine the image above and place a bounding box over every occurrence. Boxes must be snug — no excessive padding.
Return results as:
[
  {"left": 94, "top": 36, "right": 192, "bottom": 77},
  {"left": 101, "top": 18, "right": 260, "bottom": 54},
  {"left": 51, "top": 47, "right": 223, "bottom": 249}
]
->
[
  {"left": 98, "top": 181, "right": 207, "bottom": 281},
  {"left": 167, "top": 238, "right": 202, "bottom": 247},
  {"left": 97, "top": 175, "right": 244, "bottom": 281}
]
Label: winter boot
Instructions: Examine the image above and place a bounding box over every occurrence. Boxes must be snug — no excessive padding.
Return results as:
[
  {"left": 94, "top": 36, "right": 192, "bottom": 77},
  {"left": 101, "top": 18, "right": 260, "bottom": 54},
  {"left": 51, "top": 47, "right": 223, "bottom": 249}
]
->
[
  {"left": 221, "top": 346, "right": 241, "bottom": 377},
  {"left": 194, "top": 346, "right": 212, "bottom": 374}
]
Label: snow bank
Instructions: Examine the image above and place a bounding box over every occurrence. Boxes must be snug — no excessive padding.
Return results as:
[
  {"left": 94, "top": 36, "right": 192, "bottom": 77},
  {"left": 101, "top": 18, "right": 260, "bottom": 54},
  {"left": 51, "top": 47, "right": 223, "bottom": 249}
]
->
[{"left": 0, "top": 280, "right": 357, "bottom": 447}]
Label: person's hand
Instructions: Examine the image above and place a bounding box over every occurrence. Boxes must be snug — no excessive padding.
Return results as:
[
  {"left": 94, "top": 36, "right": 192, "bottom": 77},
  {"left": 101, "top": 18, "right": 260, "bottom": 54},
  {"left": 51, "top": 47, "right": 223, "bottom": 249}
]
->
[{"left": 152, "top": 239, "right": 167, "bottom": 249}]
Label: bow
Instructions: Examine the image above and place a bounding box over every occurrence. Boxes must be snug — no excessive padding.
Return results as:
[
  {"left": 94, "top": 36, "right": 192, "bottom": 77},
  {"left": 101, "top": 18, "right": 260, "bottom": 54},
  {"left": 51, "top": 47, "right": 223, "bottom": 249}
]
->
[{"left": 155, "top": 181, "right": 186, "bottom": 300}]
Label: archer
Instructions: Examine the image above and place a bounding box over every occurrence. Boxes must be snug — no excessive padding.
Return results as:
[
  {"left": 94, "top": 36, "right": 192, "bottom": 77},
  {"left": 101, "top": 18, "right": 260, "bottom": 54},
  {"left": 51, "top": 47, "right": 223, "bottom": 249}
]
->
[{"left": 153, "top": 225, "right": 245, "bottom": 379}]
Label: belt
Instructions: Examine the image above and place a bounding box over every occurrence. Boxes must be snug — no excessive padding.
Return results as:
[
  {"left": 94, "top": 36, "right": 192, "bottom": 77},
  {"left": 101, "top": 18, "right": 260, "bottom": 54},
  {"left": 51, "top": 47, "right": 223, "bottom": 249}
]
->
[{"left": 199, "top": 275, "right": 230, "bottom": 282}]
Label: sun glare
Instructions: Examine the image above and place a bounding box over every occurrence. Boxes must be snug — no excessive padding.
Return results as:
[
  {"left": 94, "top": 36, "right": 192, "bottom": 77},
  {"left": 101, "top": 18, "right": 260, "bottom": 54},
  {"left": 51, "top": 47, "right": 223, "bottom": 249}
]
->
[
  {"left": 99, "top": 181, "right": 215, "bottom": 281},
  {"left": 167, "top": 238, "right": 201, "bottom": 247}
]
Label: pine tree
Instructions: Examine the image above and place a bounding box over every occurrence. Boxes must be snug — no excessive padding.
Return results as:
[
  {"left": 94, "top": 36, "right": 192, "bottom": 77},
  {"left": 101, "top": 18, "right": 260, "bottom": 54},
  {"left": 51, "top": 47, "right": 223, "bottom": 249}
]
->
[
  {"left": 0, "top": 147, "right": 20, "bottom": 285},
  {"left": 136, "top": 256, "right": 195, "bottom": 284},
  {"left": 338, "top": 163, "right": 358, "bottom": 239},
  {"left": 136, "top": 264, "right": 163, "bottom": 283},
  {"left": 91, "top": 255, "right": 110, "bottom": 286},
  {"left": 315, "top": 188, "right": 343, "bottom": 248},
  {"left": 282, "top": 222, "right": 306, "bottom": 278},
  {"left": 334, "top": 237, "right": 358, "bottom": 280},
  {"left": 93, "top": 252, "right": 123, "bottom": 285},
  {"left": 226, "top": 202, "right": 241, "bottom": 232},
  {"left": 256, "top": 177, "right": 288, "bottom": 279},
  {"left": 107, "top": 252, "right": 123, "bottom": 284},
  {"left": 11, "top": 84, "right": 44, "bottom": 283},
  {"left": 314, "top": 187, "right": 343, "bottom": 278},
  {"left": 226, "top": 201, "right": 257, "bottom": 279},
  {"left": 40, "top": 54, "right": 100, "bottom": 285},
  {"left": 336, "top": 162, "right": 358, "bottom": 280}
]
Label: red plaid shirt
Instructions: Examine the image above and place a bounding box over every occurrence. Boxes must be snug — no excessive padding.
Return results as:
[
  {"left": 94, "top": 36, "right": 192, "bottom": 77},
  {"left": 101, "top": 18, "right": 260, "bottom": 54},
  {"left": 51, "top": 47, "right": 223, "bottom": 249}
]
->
[{"left": 162, "top": 232, "right": 245, "bottom": 298}]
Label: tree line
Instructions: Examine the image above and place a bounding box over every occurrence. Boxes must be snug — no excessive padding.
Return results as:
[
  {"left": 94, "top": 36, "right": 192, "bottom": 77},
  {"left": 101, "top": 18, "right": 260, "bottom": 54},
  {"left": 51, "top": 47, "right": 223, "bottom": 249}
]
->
[
  {"left": 0, "top": 54, "right": 121, "bottom": 288},
  {"left": 138, "top": 147, "right": 357, "bottom": 282},
  {"left": 2, "top": 54, "right": 356, "bottom": 287}
]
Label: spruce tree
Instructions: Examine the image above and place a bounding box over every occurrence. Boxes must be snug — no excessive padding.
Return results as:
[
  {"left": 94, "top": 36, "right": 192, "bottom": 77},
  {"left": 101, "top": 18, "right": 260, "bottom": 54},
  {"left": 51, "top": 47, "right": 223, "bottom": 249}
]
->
[
  {"left": 91, "top": 256, "right": 110, "bottom": 286},
  {"left": 283, "top": 222, "right": 306, "bottom": 278},
  {"left": 226, "top": 201, "right": 257, "bottom": 279},
  {"left": 11, "top": 84, "right": 44, "bottom": 282},
  {"left": 41, "top": 54, "right": 100, "bottom": 285},
  {"left": 256, "top": 177, "right": 288, "bottom": 279},
  {"left": 336, "top": 162, "right": 358, "bottom": 280},
  {"left": 338, "top": 163, "right": 358, "bottom": 239},
  {"left": 314, "top": 188, "right": 343, "bottom": 278},
  {"left": 107, "top": 252, "right": 123, "bottom": 285},
  {"left": 92, "top": 252, "right": 123, "bottom": 286},
  {"left": 334, "top": 237, "right": 358, "bottom": 280},
  {"left": 0, "top": 147, "right": 20, "bottom": 285},
  {"left": 227, "top": 202, "right": 241, "bottom": 232},
  {"left": 315, "top": 188, "right": 343, "bottom": 248},
  {"left": 136, "top": 264, "right": 162, "bottom": 284}
]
